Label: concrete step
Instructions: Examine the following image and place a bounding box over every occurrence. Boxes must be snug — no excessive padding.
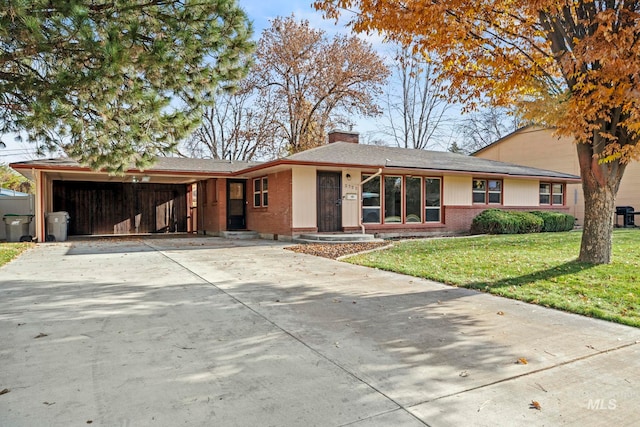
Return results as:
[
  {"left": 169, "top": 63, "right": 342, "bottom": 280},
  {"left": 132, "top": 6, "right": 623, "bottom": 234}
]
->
[
  {"left": 219, "top": 230, "right": 259, "bottom": 240},
  {"left": 294, "top": 233, "right": 383, "bottom": 244}
]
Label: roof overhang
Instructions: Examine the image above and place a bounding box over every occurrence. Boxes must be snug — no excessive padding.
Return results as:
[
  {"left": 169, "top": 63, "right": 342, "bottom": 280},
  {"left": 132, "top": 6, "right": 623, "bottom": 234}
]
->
[
  {"left": 10, "top": 163, "right": 233, "bottom": 185},
  {"left": 233, "top": 159, "right": 581, "bottom": 183}
]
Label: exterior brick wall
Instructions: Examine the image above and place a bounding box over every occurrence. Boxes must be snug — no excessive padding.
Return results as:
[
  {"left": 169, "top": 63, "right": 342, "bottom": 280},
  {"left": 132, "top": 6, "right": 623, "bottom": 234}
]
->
[
  {"left": 198, "top": 178, "right": 227, "bottom": 235},
  {"left": 361, "top": 205, "right": 573, "bottom": 237},
  {"left": 328, "top": 131, "right": 359, "bottom": 144},
  {"left": 246, "top": 170, "right": 293, "bottom": 237}
]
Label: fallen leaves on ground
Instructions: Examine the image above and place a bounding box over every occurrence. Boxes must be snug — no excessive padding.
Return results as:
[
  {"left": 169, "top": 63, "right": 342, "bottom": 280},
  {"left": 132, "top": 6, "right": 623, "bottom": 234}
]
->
[
  {"left": 286, "top": 242, "right": 389, "bottom": 259},
  {"left": 0, "top": 388, "right": 9, "bottom": 396},
  {"left": 530, "top": 400, "right": 542, "bottom": 410}
]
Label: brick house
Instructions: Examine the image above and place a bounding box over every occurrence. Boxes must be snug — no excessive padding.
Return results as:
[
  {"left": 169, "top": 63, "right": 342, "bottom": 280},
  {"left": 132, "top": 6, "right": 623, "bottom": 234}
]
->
[{"left": 11, "top": 131, "right": 580, "bottom": 242}]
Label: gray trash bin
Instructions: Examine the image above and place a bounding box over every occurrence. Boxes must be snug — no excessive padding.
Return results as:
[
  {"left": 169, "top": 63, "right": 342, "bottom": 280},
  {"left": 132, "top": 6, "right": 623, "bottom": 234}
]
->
[
  {"left": 45, "top": 211, "right": 70, "bottom": 242},
  {"left": 2, "top": 214, "right": 34, "bottom": 242}
]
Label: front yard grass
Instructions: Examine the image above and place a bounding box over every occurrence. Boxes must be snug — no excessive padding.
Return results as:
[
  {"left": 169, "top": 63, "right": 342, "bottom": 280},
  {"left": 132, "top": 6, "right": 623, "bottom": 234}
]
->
[
  {"left": 0, "top": 242, "right": 33, "bottom": 267},
  {"left": 345, "top": 229, "right": 640, "bottom": 328}
]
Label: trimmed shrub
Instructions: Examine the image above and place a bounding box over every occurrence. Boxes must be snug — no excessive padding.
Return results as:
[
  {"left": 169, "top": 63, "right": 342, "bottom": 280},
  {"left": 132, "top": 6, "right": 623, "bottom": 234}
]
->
[
  {"left": 510, "top": 211, "right": 544, "bottom": 233},
  {"left": 471, "top": 209, "right": 543, "bottom": 235},
  {"left": 530, "top": 211, "right": 576, "bottom": 232}
]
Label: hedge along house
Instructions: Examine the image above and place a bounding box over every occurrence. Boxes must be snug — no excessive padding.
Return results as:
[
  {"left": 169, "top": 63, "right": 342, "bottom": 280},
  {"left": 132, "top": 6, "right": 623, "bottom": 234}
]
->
[
  {"left": 10, "top": 157, "right": 253, "bottom": 242},
  {"left": 235, "top": 131, "right": 581, "bottom": 240},
  {"left": 11, "top": 131, "right": 580, "bottom": 242}
]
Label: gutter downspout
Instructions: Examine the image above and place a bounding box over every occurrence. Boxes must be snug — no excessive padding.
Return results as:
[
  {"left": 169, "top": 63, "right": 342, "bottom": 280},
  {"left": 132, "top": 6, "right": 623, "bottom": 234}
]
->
[{"left": 358, "top": 168, "right": 382, "bottom": 235}]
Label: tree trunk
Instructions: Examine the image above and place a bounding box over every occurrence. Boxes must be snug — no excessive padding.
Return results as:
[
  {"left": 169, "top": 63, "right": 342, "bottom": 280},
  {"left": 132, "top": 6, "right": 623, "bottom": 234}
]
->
[
  {"left": 579, "top": 178, "right": 616, "bottom": 264},
  {"left": 576, "top": 142, "right": 625, "bottom": 264}
]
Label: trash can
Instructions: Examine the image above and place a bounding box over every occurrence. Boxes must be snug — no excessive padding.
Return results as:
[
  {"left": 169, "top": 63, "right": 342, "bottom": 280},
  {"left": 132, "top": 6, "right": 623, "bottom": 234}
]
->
[
  {"left": 2, "top": 214, "right": 34, "bottom": 242},
  {"left": 45, "top": 211, "right": 70, "bottom": 242},
  {"left": 615, "top": 206, "right": 635, "bottom": 227}
]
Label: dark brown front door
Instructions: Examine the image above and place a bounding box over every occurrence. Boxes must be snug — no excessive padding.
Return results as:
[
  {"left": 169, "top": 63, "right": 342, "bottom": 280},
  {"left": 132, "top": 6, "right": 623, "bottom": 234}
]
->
[
  {"left": 227, "top": 180, "right": 246, "bottom": 230},
  {"left": 317, "top": 172, "right": 342, "bottom": 232}
]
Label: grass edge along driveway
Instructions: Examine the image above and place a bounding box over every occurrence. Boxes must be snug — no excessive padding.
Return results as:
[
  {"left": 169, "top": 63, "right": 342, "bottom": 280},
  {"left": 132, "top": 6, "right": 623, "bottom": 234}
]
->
[
  {"left": 0, "top": 242, "right": 32, "bottom": 267},
  {"left": 345, "top": 229, "right": 640, "bottom": 328}
]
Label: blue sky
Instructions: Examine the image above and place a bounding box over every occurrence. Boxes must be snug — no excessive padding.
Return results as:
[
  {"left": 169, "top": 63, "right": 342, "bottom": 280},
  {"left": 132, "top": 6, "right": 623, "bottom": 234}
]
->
[{"left": 242, "top": 0, "right": 347, "bottom": 36}]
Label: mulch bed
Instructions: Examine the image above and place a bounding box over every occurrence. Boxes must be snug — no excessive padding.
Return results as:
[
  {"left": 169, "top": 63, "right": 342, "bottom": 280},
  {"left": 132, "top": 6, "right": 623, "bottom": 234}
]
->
[{"left": 285, "top": 242, "right": 390, "bottom": 259}]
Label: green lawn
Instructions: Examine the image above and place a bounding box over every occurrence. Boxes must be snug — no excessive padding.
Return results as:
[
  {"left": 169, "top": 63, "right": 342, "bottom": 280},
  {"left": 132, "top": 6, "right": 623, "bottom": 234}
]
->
[
  {"left": 0, "top": 242, "right": 33, "bottom": 267},
  {"left": 345, "top": 229, "right": 640, "bottom": 328}
]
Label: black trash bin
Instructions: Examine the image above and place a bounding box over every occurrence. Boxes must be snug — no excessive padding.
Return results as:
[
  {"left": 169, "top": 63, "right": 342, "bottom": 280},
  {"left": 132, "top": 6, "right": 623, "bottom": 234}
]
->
[{"left": 615, "top": 206, "right": 636, "bottom": 227}]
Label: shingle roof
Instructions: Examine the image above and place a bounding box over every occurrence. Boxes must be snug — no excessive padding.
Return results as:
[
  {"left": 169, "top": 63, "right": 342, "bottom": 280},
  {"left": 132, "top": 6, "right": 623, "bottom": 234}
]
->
[
  {"left": 10, "top": 156, "right": 255, "bottom": 174},
  {"left": 285, "top": 142, "right": 580, "bottom": 180},
  {"left": 10, "top": 143, "right": 581, "bottom": 181}
]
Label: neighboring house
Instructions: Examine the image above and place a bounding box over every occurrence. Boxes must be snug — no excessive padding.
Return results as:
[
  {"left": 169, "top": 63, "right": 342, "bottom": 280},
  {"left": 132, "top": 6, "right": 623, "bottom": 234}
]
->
[
  {"left": 11, "top": 131, "right": 580, "bottom": 243},
  {"left": 472, "top": 126, "right": 640, "bottom": 225}
]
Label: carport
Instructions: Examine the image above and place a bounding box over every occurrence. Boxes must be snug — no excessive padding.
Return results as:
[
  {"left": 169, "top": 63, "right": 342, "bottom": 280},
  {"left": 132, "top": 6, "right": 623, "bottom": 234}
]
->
[{"left": 10, "top": 157, "right": 252, "bottom": 242}]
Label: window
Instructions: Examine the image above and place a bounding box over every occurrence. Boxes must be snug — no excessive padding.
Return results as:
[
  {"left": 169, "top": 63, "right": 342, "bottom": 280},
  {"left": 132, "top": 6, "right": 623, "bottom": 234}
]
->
[
  {"left": 405, "top": 177, "right": 422, "bottom": 222},
  {"left": 488, "top": 180, "right": 502, "bottom": 203},
  {"left": 253, "top": 177, "right": 268, "bottom": 207},
  {"left": 384, "top": 176, "right": 402, "bottom": 222},
  {"left": 425, "top": 178, "right": 441, "bottom": 222},
  {"left": 473, "top": 179, "right": 502, "bottom": 204},
  {"left": 552, "top": 183, "right": 564, "bottom": 205},
  {"left": 362, "top": 174, "right": 442, "bottom": 225},
  {"left": 472, "top": 179, "right": 486, "bottom": 203},
  {"left": 540, "top": 182, "right": 564, "bottom": 205},
  {"left": 539, "top": 183, "right": 550, "bottom": 204},
  {"left": 362, "top": 175, "right": 381, "bottom": 223}
]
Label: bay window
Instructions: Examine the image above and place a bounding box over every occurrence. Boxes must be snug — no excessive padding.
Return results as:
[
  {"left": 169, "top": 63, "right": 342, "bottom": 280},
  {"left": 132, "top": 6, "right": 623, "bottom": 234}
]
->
[{"left": 361, "top": 174, "right": 442, "bottom": 224}]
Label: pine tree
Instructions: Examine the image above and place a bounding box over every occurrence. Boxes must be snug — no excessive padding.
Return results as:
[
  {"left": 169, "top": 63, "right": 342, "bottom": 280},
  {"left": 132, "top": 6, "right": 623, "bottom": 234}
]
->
[{"left": 0, "top": 0, "right": 254, "bottom": 172}]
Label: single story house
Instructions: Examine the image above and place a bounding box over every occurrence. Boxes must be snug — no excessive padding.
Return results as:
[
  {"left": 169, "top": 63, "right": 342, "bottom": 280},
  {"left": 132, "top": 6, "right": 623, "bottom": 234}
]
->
[
  {"left": 11, "top": 131, "right": 580, "bottom": 242},
  {"left": 472, "top": 126, "right": 640, "bottom": 225}
]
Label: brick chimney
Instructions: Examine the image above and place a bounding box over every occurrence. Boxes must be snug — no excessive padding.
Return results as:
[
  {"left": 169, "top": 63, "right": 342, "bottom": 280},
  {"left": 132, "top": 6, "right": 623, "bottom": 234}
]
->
[{"left": 328, "top": 130, "right": 359, "bottom": 144}]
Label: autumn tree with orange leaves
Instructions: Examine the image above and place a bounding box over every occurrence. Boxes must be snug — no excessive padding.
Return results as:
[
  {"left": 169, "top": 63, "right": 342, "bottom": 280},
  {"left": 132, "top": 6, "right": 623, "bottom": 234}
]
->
[
  {"left": 315, "top": 0, "right": 640, "bottom": 264},
  {"left": 253, "top": 15, "right": 389, "bottom": 153}
]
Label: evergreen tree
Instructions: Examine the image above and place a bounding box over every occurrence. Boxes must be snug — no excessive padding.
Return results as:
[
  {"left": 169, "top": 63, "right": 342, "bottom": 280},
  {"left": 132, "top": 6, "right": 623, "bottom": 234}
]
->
[{"left": 0, "top": 0, "right": 254, "bottom": 172}]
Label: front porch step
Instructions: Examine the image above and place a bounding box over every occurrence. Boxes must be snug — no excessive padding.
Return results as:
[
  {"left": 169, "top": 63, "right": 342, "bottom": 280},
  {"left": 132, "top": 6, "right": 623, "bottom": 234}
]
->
[
  {"left": 219, "top": 230, "right": 259, "bottom": 240},
  {"left": 294, "top": 233, "right": 383, "bottom": 244}
]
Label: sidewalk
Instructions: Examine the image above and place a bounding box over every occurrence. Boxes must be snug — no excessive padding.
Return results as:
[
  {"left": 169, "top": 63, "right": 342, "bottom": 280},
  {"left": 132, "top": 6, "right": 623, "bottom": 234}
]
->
[{"left": 1, "top": 237, "right": 638, "bottom": 426}]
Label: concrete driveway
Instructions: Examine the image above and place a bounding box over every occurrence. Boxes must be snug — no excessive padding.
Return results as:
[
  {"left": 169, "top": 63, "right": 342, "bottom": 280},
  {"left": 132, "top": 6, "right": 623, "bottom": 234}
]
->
[{"left": 1, "top": 237, "right": 638, "bottom": 426}]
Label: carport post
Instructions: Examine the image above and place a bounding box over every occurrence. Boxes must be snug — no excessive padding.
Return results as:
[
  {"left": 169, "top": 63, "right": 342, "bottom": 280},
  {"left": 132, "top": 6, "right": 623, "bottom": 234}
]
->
[{"left": 34, "top": 168, "right": 46, "bottom": 243}]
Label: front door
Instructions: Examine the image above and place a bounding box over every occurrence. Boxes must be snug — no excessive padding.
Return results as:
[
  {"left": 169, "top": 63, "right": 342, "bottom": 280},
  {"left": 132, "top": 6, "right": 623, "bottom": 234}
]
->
[
  {"left": 317, "top": 172, "right": 342, "bottom": 232},
  {"left": 227, "top": 180, "right": 246, "bottom": 230}
]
